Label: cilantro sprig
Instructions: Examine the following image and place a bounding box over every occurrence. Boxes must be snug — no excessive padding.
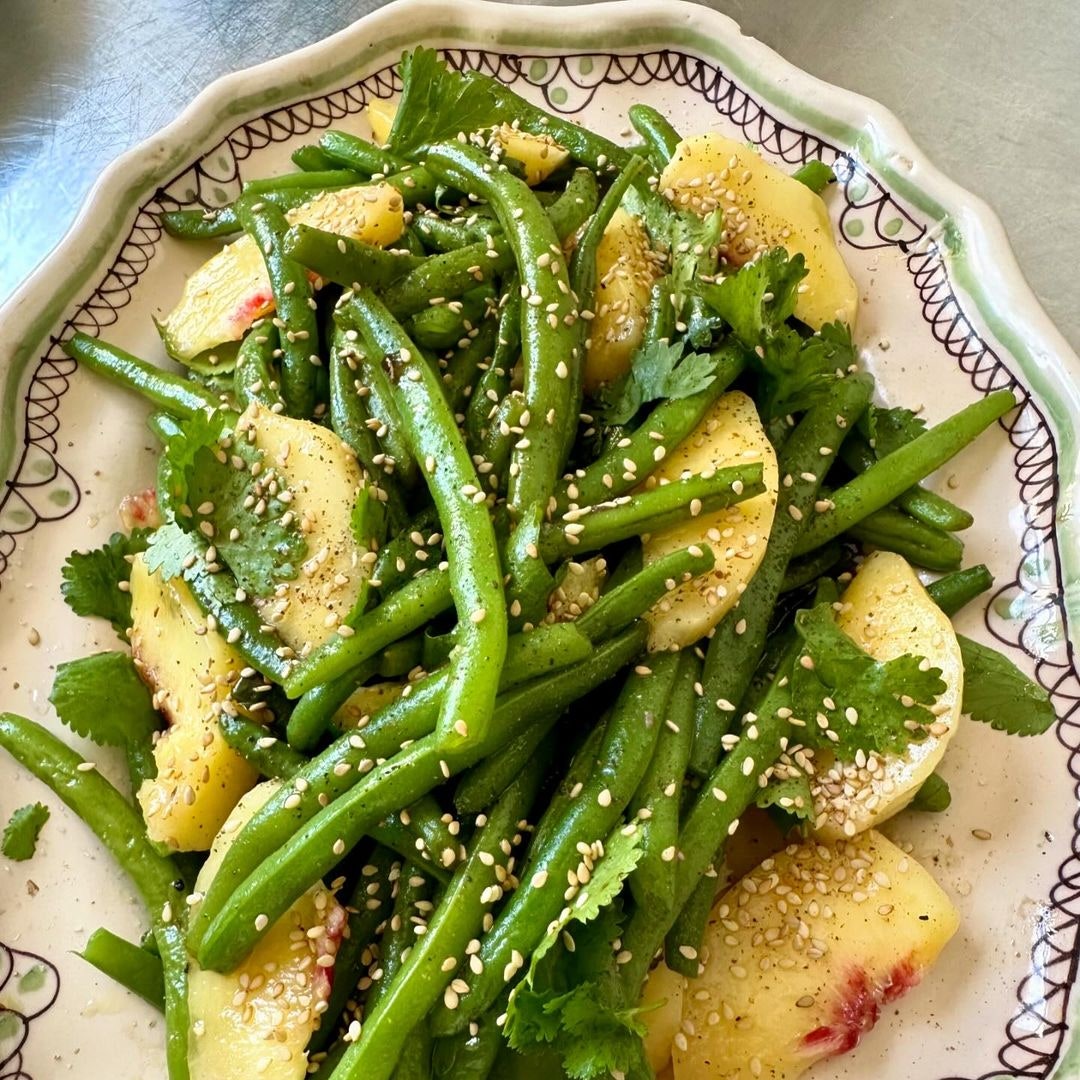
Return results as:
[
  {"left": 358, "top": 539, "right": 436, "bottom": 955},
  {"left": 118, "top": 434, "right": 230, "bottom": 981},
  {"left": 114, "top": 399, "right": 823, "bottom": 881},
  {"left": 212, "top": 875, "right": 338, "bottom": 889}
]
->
[
  {"left": 791, "top": 603, "right": 946, "bottom": 760},
  {"left": 160, "top": 409, "right": 306, "bottom": 595},
  {"left": 60, "top": 529, "right": 150, "bottom": 638},
  {"left": 504, "top": 825, "right": 649, "bottom": 1080},
  {"left": 697, "top": 248, "right": 857, "bottom": 419},
  {"left": 49, "top": 651, "right": 159, "bottom": 749},
  {"left": 596, "top": 338, "right": 720, "bottom": 425}
]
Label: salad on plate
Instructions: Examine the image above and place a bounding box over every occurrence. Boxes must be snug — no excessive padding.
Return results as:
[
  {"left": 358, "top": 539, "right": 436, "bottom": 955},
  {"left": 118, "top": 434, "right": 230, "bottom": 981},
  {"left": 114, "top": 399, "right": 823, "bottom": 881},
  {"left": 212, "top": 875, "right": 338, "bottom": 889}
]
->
[{"left": 0, "top": 46, "right": 1057, "bottom": 1080}]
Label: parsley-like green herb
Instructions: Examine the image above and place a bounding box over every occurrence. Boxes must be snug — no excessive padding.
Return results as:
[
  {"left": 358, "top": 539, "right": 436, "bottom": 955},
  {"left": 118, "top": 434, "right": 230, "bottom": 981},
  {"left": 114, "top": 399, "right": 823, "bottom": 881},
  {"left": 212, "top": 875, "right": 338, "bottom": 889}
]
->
[
  {"left": 49, "top": 652, "right": 159, "bottom": 748},
  {"left": 863, "top": 405, "right": 927, "bottom": 458},
  {"left": 387, "top": 48, "right": 507, "bottom": 158},
  {"left": 504, "top": 826, "right": 649, "bottom": 1080},
  {"left": 596, "top": 339, "right": 719, "bottom": 425},
  {"left": 910, "top": 772, "right": 952, "bottom": 812},
  {"left": 958, "top": 635, "right": 1055, "bottom": 736},
  {"left": 142, "top": 520, "right": 199, "bottom": 582},
  {"left": 756, "top": 771, "right": 813, "bottom": 821},
  {"left": 697, "top": 249, "right": 856, "bottom": 419},
  {"left": 2, "top": 803, "right": 49, "bottom": 861},
  {"left": 60, "top": 530, "right": 150, "bottom": 638},
  {"left": 791, "top": 604, "right": 945, "bottom": 759},
  {"left": 162, "top": 410, "right": 306, "bottom": 595},
  {"left": 792, "top": 160, "right": 835, "bottom": 194}
]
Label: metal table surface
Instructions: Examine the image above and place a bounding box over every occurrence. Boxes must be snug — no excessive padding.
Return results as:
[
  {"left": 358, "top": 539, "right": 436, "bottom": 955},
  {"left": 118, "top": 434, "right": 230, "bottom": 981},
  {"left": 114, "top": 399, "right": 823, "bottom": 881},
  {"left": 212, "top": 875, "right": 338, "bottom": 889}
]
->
[{"left": 1, "top": 0, "right": 1077, "bottom": 353}]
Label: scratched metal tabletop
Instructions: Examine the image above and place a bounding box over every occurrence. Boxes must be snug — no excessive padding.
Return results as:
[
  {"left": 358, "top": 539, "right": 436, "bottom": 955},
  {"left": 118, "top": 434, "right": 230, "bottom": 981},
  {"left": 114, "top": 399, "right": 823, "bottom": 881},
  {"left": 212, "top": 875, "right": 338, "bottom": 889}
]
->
[{"left": 1, "top": 0, "right": 1077, "bottom": 352}]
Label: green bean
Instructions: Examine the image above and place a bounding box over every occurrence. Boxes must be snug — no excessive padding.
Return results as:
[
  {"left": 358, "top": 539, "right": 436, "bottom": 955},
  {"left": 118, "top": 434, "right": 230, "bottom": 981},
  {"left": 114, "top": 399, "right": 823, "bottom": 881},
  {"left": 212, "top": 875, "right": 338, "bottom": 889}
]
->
[
  {"left": 451, "top": 708, "right": 562, "bottom": 816},
  {"left": 161, "top": 187, "right": 334, "bottom": 241},
  {"left": 0, "top": 713, "right": 190, "bottom": 1080},
  {"left": 556, "top": 344, "right": 746, "bottom": 513},
  {"left": 424, "top": 143, "right": 579, "bottom": 622},
  {"left": 575, "top": 545, "right": 715, "bottom": 642},
  {"left": 404, "top": 794, "right": 462, "bottom": 873},
  {"left": 195, "top": 625, "right": 645, "bottom": 971},
  {"left": 283, "top": 224, "right": 422, "bottom": 289},
  {"left": 664, "top": 864, "right": 718, "bottom": 976},
  {"left": 431, "top": 655, "right": 674, "bottom": 1034},
  {"left": 370, "top": 508, "right": 442, "bottom": 596},
  {"left": 794, "top": 390, "right": 1014, "bottom": 554},
  {"left": 410, "top": 288, "right": 493, "bottom": 351},
  {"left": 63, "top": 332, "right": 218, "bottom": 417},
  {"left": 629, "top": 650, "right": 699, "bottom": 909},
  {"left": 566, "top": 155, "right": 648, "bottom": 461},
  {"left": 285, "top": 569, "right": 453, "bottom": 697},
  {"left": 219, "top": 715, "right": 307, "bottom": 779},
  {"left": 391, "top": 1027, "right": 433, "bottom": 1080},
  {"left": 412, "top": 212, "right": 481, "bottom": 252},
  {"left": 319, "top": 131, "right": 439, "bottom": 206},
  {"left": 367, "top": 861, "right": 434, "bottom": 1012},
  {"left": 847, "top": 506, "right": 964, "bottom": 571},
  {"left": 335, "top": 332, "right": 425, "bottom": 492},
  {"left": 431, "top": 1011, "right": 505, "bottom": 1080},
  {"left": 383, "top": 241, "right": 510, "bottom": 319},
  {"left": 79, "top": 928, "right": 165, "bottom": 1011},
  {"left": 180, "top": 555, "right": 294, "bottom": 683},
  {"left": 466, "top": 285, "right": 520, "bottom": 456},
  {"left": 691, "top": 374, "right": 873, "bottom": 777},
  {"left": 539, "top": 464, "right": 765, "bottom": 562},
  {"left": 443, "top": 316, "right": 498, "bottom": 417},
  {"left": 628, "top": 103, "right": 682, "bottom": 168},
  {"left": 147, "top": 410, "right": 184, "bottom": 444},
  {"left": 839, "top": 432, "right": 973, "bottom": 531},
  {"left": 288, "top": 657, "right": 381, "bottom": 750},
  {"left": 478, "top": 392, "right": 526, "bottom": 492},
  {"left": 292, "top": 144, "right": 341, "bottom": 171},
  {"left": 619, "top": 664, "right": 792, "bottom": 999},
  {"left": 370, "top": 816, "right": 449, "bottom": 882},
  {"left": 341, "top": 289, "right": 507, "bottom": 752},
  {"left": 244, "top": 169, "right": 362, "bottom": 196},
  {"left": 333, "top": 760, "right": 547, "bottom": 1080},
  {"left": 310, "top": 846, "right": 398, "bottom": 1053},
  {"left": 234, "top": 324, "right": 285, "bottom": 411},
  {"left": 329, "top": 332, "right": 410, "bottom": 532},
  {"left": 926, "top": 564, "right": 994, "bottom": 616},
  {"left": 236, "top": 198, "right": 320, "bottom": 418},
  {"left": 780, "top": 542, "right": 845, "bottom": 593}
]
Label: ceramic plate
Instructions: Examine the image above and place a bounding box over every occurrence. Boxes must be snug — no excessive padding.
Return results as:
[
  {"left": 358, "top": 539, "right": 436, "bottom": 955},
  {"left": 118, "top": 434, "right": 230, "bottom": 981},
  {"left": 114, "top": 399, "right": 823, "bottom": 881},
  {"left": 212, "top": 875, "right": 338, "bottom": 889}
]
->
[{"left": 1, "top": 2, "right": 1078, "bottom": 1077}]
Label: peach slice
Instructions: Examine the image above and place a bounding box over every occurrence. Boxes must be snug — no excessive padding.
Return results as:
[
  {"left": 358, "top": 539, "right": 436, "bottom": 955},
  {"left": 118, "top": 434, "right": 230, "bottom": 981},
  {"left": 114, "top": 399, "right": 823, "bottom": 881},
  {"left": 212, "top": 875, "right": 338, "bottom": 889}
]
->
[{"left": 671, "top": 830, "right": 958, "bottom": 1080}]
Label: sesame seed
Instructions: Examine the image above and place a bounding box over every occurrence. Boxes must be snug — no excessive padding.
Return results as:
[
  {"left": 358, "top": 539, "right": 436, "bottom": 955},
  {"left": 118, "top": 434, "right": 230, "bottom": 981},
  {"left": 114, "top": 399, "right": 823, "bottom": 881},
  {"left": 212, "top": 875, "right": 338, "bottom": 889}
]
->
[{"left": 255, "top": 913, "right": 269, "bottom": 931}]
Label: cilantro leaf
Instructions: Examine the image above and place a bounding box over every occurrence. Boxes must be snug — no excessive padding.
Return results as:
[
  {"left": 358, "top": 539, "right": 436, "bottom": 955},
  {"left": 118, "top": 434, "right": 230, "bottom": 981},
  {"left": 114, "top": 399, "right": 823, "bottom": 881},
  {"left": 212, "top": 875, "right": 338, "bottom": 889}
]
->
[
  {"left": 504, "top": 825, "right": 648, "bottom": 1079},
  {"left": 671, "top": 209, "right": 725, "bottom": 347},
  {"left": 910, "top": 772, "right": 952, "bottom": 812},
  {"left": 60, "top": 530, "right": 150, "bottom": 638},
  {"left": 791, "top": 604, "right": 945, "bottom": 760},
  {"left": 596, "top": 339, "right": 719, "bottom": 425},
  {"left": 49, "top": 652, "right": 159, "bottom": 748},
  {"left": 958, "top": 634, "right": 1055, "bottom": 736},
  {"left": 2, "top": 803, "right": 49, "bottom": 861},
  {"left": 142, "top": 520, "right": 199, "bottom": 581},
  {"left": 756, "top": 771, "right": 813, "bottom": 821},
  {"left": 698, "top": 247, "right": 806, "bottom": 344},
  {"left": 388, "top": 48, "right": 507, "bottom": 157},
  {"left": 161, "top": 409, "right": 307, "bottom": 595},
  {"left": 697, "top": 249, "right": 854, "bottom": 418},
  {"left": 864, "top": 405, "right": 927, "bottom": 458},
  {"left": 770, "top": 321, "right": 858, "bottom": 418},
  {"left": 792, "top": 160, "right": 835, "bottom": 194}
]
